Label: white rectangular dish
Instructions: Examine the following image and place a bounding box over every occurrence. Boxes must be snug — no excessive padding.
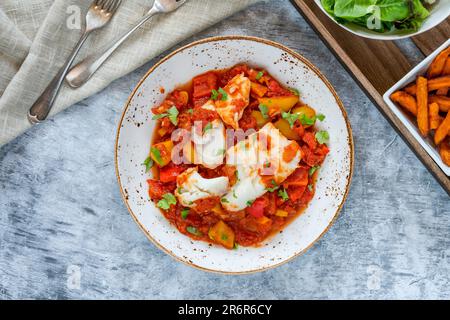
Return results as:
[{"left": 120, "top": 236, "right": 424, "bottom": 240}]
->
[{"left": 383, "top": 39, "right": 450, "bottom": 176}]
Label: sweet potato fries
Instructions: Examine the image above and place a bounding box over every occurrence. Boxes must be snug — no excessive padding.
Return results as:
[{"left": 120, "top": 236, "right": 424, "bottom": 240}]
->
[{"left": 391, "top": 47, "right": 450, "bottom": 166}]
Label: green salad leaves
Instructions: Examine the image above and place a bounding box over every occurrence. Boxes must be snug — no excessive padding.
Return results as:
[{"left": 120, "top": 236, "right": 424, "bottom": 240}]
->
[{"left": 321, "top": 0, "right": 433, "bottom": 33}]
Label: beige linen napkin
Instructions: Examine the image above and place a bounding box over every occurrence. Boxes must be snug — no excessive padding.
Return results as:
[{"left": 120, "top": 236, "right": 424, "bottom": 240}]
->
[{"left": 0, "top": 0, "right": 262, "bottom": 146}]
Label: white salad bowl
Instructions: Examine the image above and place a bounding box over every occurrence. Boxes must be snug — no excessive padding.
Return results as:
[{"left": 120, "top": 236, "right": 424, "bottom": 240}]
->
[
  {"left": 314, "top": 0, "right": 450, "bottom": 40},
  {"left": 115, "top": 36, "right": 353, "bottom": 274}
]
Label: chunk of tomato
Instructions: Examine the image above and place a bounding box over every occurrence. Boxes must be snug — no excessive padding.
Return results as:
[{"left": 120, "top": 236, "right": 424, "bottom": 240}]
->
[
  {"left": 193, "top": 72, "right": 218, "bottom": 100},
  {"left": 302, "top": 131, "right": 317, "bottom": 150},
  {"left": 283, "top": 167, "right": 309, "bottom": 188},
  {"left": 246, "top": 197, "right": 268, "bottom": 218},
  {"left": 147, "top": 179, "right": 175, "bottom": 200},
  {"left": 159, "top": 164, "right": 187, "bottom": 183}
]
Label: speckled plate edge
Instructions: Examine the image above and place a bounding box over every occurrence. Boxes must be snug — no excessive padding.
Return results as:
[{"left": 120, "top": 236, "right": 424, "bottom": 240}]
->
[{"left": 114, "top": 35, "right": 354, "bottom": 274}]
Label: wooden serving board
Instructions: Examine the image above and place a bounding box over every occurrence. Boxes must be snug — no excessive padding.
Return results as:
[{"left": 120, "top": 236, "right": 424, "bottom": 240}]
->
[{"left": 291, "top": 0, "right": 450, "bottom": 195}]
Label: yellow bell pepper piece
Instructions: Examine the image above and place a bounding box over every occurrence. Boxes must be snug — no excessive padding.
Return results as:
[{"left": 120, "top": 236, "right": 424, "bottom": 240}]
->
[
  {"left": 251, "top": 111, "right": 270, "bottom": 128},
  {"left": 275, "top": 209, "right": 288, "bottom": 217},
  {"left": 150, "top": 140, "right": 173, "bottom": 167},
  {"left": 274, "top": 119, "right": 300, "bottom": 140},
  {"left": 258, "top": 96, "right": 299, "bottom": 115},
  {"left": 208, "top": 220, "right": 235, "bottom": 249}
]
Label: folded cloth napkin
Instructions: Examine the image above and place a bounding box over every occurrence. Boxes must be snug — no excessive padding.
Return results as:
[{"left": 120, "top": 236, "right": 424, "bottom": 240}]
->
[{"left": 0, "top": 0, "right": 262, "bottom": 146}]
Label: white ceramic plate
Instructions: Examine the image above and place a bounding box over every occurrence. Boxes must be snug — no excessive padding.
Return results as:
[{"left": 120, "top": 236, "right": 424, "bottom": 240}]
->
[
  {"left": 384, "top": 39, "right": 450, "bottom": 176},
  {"left": 314, "top": 0, "right": 450, "bottom": 40},
  {"left": 115, "top": 36, "right": 353, "bottom": 274}
]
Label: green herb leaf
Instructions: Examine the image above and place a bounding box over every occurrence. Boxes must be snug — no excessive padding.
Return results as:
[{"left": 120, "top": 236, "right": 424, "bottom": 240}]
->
[
  {"left": 181, "top": 208, "right": 190, "bottom": 220},
  {"left": 203, "top": 122, "right": 213, "bottom": 134},
  {"left": 316, "top": 113, "right": 326, "bottom": 121},
  {"left": 282, "top": 111, "right": 300, "bottom": 128},
  {"left": 177, "top": 187, "right": 185, "bottom": 194},
  {"left": 211, "top": 89, "right": 219, "bottom": 100},
  {"left": 289, "top": 88, "right": 300, "bottom": 96},
  {"left": 256, "top": 71, "right": 264, "bottom": 80},
  {"left": 167, "top": 106, "right": 179, "bottom": 126},
  {"left": 299, "top": 113, "right": 316, "bottom": 126},
  {"left": 233, "top": 190, "right": 237, "bottom": 199},
  {"left": 221, "top": 234, "right": 228, "bottom": 241},
  {"left": 187, "top": 108, "right": 194, "bottom": 115},
  {"left": 218, "top": 88, "right": 228, "bottom": 101},
  {"left": 309, "top": 165, "right": 320, "bottom": 176},
  {"left": 315, "top": 130, "right": 330, "bottom": 144},
  {"left": 142, "top": 156, "right": 154, "bottom": 172},
  {"left": 150, "top": 147, "right": 162, "bottom": 165},
  {"left": 233, "top": 243, "right": 239, "bottom": 250},
  {"left": 221, "top": 198, "right": 229, "bottom": 203},
  {"left": 152, "top": 113, "right": 167, "bottom": 120},
  {"left": 308, "top": 184, "right": 313, "bottom": 192},
  {"left": 246, "top": 200, "right": 254, "bottom": 206},
  {"left": 186, "top": 226, "right": 203, "bottom": 237},
  {"left": 266, "top": 179, "right": 278, "bottom": 192},
  {"left": 157, "top": 193, "right": 177, "bottom": 210},
  {"left": 258, "top": 104, "right": 269, "bottom": 119},
  {"left": 278, "top": 188, "right": 289, "bottom": 201}
]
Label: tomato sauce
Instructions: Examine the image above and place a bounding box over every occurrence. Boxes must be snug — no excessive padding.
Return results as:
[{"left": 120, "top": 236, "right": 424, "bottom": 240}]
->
[{"left": 147, "top": 64, "right": 329, "bottom": 249}]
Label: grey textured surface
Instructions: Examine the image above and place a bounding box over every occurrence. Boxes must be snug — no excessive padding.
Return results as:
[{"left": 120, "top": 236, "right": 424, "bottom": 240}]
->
[{"left": 0, "top": 0, "right": 449, "bottom": 300}]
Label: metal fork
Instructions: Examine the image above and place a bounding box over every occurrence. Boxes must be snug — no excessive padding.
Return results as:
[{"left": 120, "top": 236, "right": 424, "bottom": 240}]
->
[
  {"left": 28, "top": 0, "right": 122, "bottom": 124},
  {"left": 65, "top": 0, "right": 188, "bottom": 88}
]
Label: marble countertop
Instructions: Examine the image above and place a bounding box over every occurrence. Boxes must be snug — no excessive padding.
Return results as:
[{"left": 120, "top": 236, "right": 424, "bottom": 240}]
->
[{"left": 0, "top": 0, "right": 449, "bottom": 299}]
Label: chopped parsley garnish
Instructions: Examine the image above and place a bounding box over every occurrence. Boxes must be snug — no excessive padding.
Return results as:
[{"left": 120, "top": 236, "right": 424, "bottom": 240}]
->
[
  {"left": 221, "top": 234, "right": 228, "bottom": 241},
  {"left": 152, "top": 113, "right": 167, "bottom": 120},
  {"left": 258, "top": 104, "right": 269, "bottom": 119},
  {"left": 218, "top": 88, "right": 228, "bottom": 101},
  {"left": 152, "top": 106, "right": 179, "bottom": 126},
  {"left": 221, "top": 198, "right": 229, "bottom": 203},
  {"left": 316, "top": 114, "right": 326, "bottom": 121},
  {"left": 235, "top": 170, "right": 240, "bottom": 181},
  {"left": 256, "top": 71, "right": 264, "bottom": 80},
  {"left": 246, "top": 200, "right": 254, "bottom": 206},
  {"left": 186, "top": 226, "right": 202, "bottom": 237},
  {"left": 233, "top": 190, "right": 237, "bottom": 199},
  {"left": 203, "top": 122, "right": 213, "bottom": 133},
  {"left": 177, "top": 187, "right": 185, "bottom": 194},
  {"left": 181, "top": 208, "right": 190, "bottom": 220},
  {"left": 308, "top": 184, "right": 313, "bottom": 192},
  {"left": 142, "top": 156, "right": 153, "bottom": 172},
  {"left": 233, "top": 243, "right": 239, "bottom": 250},
  {"left": 211, "top": 89, "right": 219, "bottom": 100},
  {"left": 309, "top": 166, "right": 320, "bottom": 176},
  {"left": 282, "top": 111, "right": 300, "bottom": 128},
  {"left": 157, "top": 193, "right": 177, "bottom": 210},
  {"left": 150, "top": 147, "right": 162, "bottom": 165},
  {"left": 266, "top": 179, "right": 278, "bottom": 192},
  {"left": 315, "top": 131, "right": 330, "bottom": 144},
  {"left": 216, "top": 148, "right": 225, "bottom": 156},
  {"left": 167, "top": 106, "right": 179, "bottom": 126},
  {"left": 187, "top": 108, "right": 194, "bottom": 115},
  {"left": 299, "top": 113, "right": 316, "bottom": 126},
  {"left": 278, "top": 188, "right": 289, "bottom": 201},
  {"left": 289, "top": 88, "right": 300, "bottom": 96}
]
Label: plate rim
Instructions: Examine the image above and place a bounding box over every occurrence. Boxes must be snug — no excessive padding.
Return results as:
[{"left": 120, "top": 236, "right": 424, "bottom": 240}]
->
[{"left": 114, "top": 35, "right": 355, "bottom": 274}]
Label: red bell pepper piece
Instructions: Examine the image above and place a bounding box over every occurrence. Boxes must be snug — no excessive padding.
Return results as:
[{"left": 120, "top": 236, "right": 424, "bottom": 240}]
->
[{"left": 246, "top": 198, "right": 268, "bottom": 218}]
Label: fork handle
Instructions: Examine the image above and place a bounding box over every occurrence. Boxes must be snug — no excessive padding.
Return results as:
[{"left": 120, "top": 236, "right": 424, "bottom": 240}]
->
[
  {"left": 28, "top": 32, "right": 91, "bottom": 124},
  {"left": 66, "top": 8, "right": 159, "bottom": 88}
]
